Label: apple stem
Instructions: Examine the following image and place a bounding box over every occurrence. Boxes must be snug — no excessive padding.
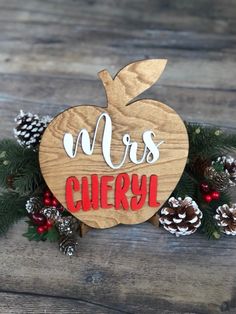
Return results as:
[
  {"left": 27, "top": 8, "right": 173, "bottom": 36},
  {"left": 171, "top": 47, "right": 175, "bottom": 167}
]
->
[
  {"left": 98, "top": 70, "right": 113, "bottom": 85},
  {"left": 98, "top": 70, "right": 114, "bottom": 104}
]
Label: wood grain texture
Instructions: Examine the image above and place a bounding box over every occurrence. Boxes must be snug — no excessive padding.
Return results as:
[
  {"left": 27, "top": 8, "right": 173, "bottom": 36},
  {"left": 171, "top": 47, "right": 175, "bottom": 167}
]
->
[
  {"left": 0, "top": 291, "right": 122, "bottom": 314},
  {"left": 1, "top": 220, "right": 236, "bottom": 314},
  {"left": 98, "top": 59, "right": 167, "bottom": 106},
  {"left": 39, "top": 60, "right": 188, "bottom": 228},
  {"left": 0, "top": 0, "right": 236, "bottom": 313}
]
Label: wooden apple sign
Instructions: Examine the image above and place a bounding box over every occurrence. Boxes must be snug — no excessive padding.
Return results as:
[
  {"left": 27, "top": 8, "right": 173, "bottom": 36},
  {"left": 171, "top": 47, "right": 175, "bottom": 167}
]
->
[{"left": 39, "top": 59, "right": 189, "bottom": 228}]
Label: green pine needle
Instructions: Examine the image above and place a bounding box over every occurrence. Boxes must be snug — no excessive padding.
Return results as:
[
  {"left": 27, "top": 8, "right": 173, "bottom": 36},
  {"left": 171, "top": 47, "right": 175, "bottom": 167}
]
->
[
  {"left": 186, "top": 123, "right": 236, "bottom": 159},
  {"left": 210, "top": 191, "right": 232, "bottom": 210},
  {"left": 0, "top": 139, "right": 45, "bottom": 194},
  {"left": 172, "top": 123, "right": 235, "bottom": 239},
  {"left": 0, "top": 191, "right": 28, "bottom": 235},
  {"left": 173, "top": 171, "right": 197, "bottom": 199},
  {"left": 200, "top": 207, "right": 221, "bottom": 239}
]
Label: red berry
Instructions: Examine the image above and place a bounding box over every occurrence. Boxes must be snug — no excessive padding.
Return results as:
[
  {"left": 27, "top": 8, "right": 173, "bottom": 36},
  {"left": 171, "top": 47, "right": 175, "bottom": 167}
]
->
[
  {"left": 30, "top": 213, "right": 47, "bottom": 226},
  {"left": 44, "top": 189, "right": 52, "bottom": 198},
  {"left": 37, "top": 226, "right": 45, "bottom": 234},
  {"left": 58, "top": 205, "right": 64, "bottom": 213},
  {"left": 43, "top": 197, "right": 51, "bottom": 206},
  {"left": 46, "top": 220, "right": 53, "bottom": 229},
  {"left": 200, "top": 182, "right": 210, "bottom": 194},
  {"left": 203, "top": 194, "right": 212, "bottom": 203},
  {"left": 51, "top": 198, "right": 59, "bottom": 207},
  {"left": 43, "top": 224, "right": 49, "bottom": 232},
  {"left": 211, "top": 191, "right": 220, "bottom": 200}
]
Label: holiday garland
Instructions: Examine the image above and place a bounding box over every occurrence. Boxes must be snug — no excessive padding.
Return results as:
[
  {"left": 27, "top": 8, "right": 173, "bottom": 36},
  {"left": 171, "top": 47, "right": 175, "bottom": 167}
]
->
[{"left": 0, "top": 110, "right": 235, "bottom": 256}]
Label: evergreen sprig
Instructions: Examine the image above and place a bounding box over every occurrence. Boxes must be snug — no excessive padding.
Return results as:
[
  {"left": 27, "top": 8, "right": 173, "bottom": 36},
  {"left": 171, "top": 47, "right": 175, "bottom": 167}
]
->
[
  {"left": 0, "top": 138, "right": 45, "bottom": 237},
  {"left": 186, "top": 123, "right": 236, "bottom": 159},
  {"left": 200, "top": 206, "right": 221, "bottom": 239},
  {"left": 173, "top": 171, "right": 196, "bottom": 199},
  {"left": 0, "top": 191, "right": 28, "bottom": 235},
  {"left": 0, "top": 139, "right": 45, "bottom": 194},
  {"left": 178, "top": 123, "right": 236, "bottom": 238}
]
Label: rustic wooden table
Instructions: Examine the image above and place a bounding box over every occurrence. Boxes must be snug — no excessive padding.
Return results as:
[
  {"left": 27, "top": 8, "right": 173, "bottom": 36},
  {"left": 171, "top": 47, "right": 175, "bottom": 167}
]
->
[{"left": 0, "top": 1, "right": 236, "bottom": 313}]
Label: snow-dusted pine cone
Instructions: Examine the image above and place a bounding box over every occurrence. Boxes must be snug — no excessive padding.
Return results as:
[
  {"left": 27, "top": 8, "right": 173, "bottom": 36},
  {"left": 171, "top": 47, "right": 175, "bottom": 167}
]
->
[
  {"left": 56, "top": 216, "right": 79, "bottom": 236},
  {"left": 204, "top": 166, "right": 231, "bottom": 191},
  {"left": 14, "top": 110, "right": 51, "bottom": 148},
  {"left": 214, "top": 156, "right": 236, "bottom": 186},
  {"left": 59, "top": 235, "right": 78, "bottom": 256},
  {"left": 25, "top": 197, "right": 43, "bottom": 214},
  {"left": 159, "top": 196, "right": 203, "bottom": 236},
  {"left": 40, "top": 206, "right": 61, "bottom": 221},
  {"left": 214, "top": 204, "right": 236, "bottom": 235}
]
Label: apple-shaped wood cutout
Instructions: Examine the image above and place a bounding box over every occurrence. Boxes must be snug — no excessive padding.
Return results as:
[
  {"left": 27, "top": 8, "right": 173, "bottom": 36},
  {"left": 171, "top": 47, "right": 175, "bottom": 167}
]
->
[{"left": 39, "top": 59, "right": 189, "bottom": 228}]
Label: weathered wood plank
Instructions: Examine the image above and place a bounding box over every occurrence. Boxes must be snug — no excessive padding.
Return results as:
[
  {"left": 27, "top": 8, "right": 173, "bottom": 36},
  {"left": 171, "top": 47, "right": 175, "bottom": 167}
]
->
[
  {"left": 0, "top": 30, "right": 235, "bottom": 90},
  {"left": 0, "top": 0, "right": 235, "bottom": 142},
  {"left": 0, "top": 1, "right": 235, "bottom": 91},
  {"left": 0, "top": 74, "right": 235, "bottom": 139},
  {"left": 0, "top": 0, "right": 236, "bottom": 34},
  {"left": 0, "top": 220, "right": 236, "bottom": 314},
  {"left": 0, "top": 291, "right": 125, "bottom": 314},
  {"left": 0, "top": 19, "right": 235, "bottom": 55}
]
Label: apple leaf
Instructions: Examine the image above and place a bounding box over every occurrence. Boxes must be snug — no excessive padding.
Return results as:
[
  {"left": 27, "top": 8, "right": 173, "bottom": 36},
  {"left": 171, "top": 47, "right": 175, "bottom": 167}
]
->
[{"left": 99, "top": 59, "right": 167, "bottom": 106}]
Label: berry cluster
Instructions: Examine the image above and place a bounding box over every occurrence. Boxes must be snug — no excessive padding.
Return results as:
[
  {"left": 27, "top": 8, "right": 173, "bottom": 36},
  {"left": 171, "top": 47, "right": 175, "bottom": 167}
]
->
[
  {"left": 31, "top": 213, "right": 53, "bottom": 234},
  {"left": 43, "top": 190, "right": 60, "bottom": 208},
  {"left": 29, "top": 189, "right": 62, "bottom": 235},
  {"left": 200, "top": 182, "right": 220, "bottom": 203}
]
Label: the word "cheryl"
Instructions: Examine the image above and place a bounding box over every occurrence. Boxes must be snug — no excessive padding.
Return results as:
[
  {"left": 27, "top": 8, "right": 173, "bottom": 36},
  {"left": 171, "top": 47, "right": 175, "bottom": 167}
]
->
[{"left": 65, "top": 174, "right": 160, "bottom": 212}]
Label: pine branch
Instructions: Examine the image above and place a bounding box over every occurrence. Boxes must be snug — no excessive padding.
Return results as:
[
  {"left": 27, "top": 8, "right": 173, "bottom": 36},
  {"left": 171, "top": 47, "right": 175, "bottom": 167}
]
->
[
  {"left": 210, "top": 191, "right": 232, "bottom": 210},
  {"left": 186, "top": 123, "right": 236, "bottom": 160},
  {"left": 173, "top": 170, "right": 197, "bottom": 198},
  {"left": 219, "top": 133, "right": 236, "bottom": 152},
  {"left": 0, "top": 139, "right": 45, "bottom": 194},
  {"left": 13, "top": 162, "right": 44, "bottom": 195},
  {"left": 0, "top": 139, "right": 35, "bottom": 173},
  {"left": 200, "top": 207, "right": 221, "bottom": 239},
  {"left": 197, "top": 188, "right": 232, "bottom": 239},
  {"left": 0, "top": 191, "right": 28, "bottom": 235}
]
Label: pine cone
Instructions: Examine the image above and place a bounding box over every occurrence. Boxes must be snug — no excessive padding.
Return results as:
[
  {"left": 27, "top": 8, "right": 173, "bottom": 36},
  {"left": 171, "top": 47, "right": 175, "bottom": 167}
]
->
[
  {"left": 56, "top": 216, "right": 79, "bottom": 236},
  {"left": 25, "top": 197, "right": 43, "bottom": 214},
  {"left": 191, "top": 157, "right": 211, "bottom": 177},
  {"left": 6, "top": 175, "right": 14, "bottom": 189},
  {"left": 59, "top": 235, "right": 78, "bottom": 256},
  {"left": 41, "top": 206, "right": 61, "bottom": 221},
  {"left": 14, "top": 110, "right": 51, "bottom": 148},
  {"left": 215, "top": 156, "right": 236, "bottom": 186},
  {"left": 159, "top": 196, "right": 203, "bottom": 236},
  {"left": 204, "top": 166, "right": 230, "bottom": 191},
  {"left": 214, "top": 204, "right": 236, "bottom": 235}
]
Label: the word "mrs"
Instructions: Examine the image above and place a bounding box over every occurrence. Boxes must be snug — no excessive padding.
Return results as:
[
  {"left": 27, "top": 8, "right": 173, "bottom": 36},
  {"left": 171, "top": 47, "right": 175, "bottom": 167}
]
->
[{"left": 63, "top": 112, "right": 164, "bottom": 170}]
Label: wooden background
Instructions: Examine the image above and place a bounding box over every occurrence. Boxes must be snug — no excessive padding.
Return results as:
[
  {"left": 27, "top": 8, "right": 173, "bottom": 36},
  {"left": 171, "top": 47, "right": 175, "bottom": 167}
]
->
[{"left": 0, "top": 0, "right": 236, "bottom": 313}]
